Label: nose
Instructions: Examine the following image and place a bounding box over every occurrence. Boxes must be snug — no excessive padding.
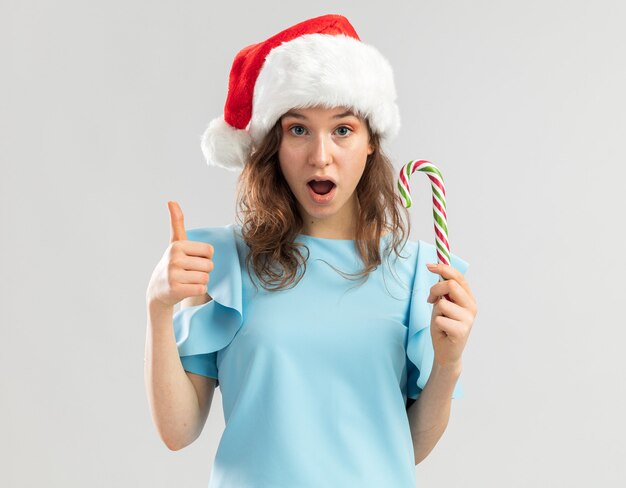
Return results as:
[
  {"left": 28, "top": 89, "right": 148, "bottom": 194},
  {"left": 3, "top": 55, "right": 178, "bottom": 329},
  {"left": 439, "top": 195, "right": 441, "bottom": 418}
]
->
[{"left": 308, "top": 133, "right": 332, "bottom": 167}]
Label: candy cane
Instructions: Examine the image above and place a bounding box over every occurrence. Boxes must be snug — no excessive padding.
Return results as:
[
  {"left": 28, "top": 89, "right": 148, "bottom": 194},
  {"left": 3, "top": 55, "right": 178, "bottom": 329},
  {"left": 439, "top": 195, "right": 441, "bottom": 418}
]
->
[{"left": 397, "top": 159, "right": 452, "bottom": 301}]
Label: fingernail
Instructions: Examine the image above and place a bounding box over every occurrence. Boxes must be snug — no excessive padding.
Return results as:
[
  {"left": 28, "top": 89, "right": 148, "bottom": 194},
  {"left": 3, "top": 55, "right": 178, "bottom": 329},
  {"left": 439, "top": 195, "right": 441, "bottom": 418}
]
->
[{"left": 426, "top": 263, "right": 436, "bottom": 268}]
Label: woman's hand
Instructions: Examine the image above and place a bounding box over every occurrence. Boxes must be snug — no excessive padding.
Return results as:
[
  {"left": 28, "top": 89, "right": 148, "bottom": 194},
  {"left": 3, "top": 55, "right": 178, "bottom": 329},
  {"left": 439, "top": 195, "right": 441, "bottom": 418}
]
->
[
  {"left": 146, "top": 201, "right": 215, "bottom": 309},
  {"left": 425, "top": 263, "right": 478, "bottom": 369}
]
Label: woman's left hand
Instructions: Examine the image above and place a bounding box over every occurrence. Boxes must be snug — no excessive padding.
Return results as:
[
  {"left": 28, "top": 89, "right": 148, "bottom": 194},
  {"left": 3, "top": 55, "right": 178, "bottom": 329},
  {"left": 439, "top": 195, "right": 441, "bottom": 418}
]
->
[{"left": 426, "top": 263, "right": 478, "bottom": 369}]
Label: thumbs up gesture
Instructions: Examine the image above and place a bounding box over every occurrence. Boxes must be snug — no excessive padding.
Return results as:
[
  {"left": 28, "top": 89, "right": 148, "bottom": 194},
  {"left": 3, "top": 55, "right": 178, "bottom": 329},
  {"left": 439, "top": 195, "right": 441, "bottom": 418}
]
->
[{"left": 146, "top": 201, "right": 215, "bottom": 309}]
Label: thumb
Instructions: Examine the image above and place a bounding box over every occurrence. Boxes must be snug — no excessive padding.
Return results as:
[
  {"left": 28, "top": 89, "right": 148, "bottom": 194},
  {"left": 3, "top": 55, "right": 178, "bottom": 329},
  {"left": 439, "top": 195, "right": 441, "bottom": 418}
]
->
[{"left": 168, "top": 201, "right": 187, "bottom": 243}]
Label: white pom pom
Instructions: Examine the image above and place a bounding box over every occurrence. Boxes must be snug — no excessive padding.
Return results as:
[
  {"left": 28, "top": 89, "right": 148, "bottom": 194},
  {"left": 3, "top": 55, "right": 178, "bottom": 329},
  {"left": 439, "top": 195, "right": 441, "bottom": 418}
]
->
[{"left": 200, "top": 116, "right": 253, "bottom": 171}]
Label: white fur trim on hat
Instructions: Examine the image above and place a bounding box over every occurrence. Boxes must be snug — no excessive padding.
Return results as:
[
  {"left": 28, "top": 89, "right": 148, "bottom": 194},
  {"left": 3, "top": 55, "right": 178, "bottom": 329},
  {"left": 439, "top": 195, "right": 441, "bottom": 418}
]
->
[
  {"left": 200, "top": 116, "right": 253, "bottom": 171},
  {"left": 249, "top": 33, "right": 401, "bottom": 147}
]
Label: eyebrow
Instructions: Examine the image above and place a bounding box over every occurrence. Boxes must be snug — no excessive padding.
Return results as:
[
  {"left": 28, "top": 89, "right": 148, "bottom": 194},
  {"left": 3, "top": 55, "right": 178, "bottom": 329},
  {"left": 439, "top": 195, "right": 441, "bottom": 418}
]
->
[{"left": 282, "top": 109, "right": 358, "bottom": 120}]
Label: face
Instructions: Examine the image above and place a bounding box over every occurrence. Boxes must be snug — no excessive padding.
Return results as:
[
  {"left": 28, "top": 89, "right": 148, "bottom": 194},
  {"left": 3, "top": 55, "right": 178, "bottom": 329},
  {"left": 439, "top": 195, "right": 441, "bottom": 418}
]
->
[{"left": 277, "top": 105, "right": 374, "bottom": 237}]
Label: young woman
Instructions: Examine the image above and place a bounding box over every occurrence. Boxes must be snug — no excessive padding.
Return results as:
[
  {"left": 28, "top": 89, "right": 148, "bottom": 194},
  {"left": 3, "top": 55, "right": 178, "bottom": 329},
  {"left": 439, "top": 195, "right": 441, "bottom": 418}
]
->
[{"left": 145, "top": 14, "right": 478, "bottom": 488}]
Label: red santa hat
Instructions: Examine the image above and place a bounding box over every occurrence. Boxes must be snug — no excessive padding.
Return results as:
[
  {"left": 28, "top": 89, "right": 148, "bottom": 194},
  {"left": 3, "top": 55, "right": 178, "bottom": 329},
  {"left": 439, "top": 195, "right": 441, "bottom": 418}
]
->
[{"left": 201, "top": 13, "right": 401, "bottom": 171}]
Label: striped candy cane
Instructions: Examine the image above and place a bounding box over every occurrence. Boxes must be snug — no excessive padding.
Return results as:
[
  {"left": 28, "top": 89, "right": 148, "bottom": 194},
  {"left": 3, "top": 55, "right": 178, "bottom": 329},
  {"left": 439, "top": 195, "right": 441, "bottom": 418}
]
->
[{"left": 397, "top": 159, "right": 452, "bottom": 301}]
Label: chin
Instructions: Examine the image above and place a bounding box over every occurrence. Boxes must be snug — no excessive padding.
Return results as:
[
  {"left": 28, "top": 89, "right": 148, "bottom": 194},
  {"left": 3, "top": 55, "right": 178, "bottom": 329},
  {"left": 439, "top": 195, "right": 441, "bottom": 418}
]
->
[
  {"left": 298, "top": 196, "right": 338, "bottom": 219},
  {"left": 303, "top": 205, "right": 336, "bottom": 219}
]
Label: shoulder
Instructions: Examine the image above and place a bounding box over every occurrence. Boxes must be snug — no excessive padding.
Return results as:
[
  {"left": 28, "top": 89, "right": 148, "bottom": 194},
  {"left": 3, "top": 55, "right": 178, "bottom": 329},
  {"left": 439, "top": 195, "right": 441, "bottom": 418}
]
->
[
  {"left": 185, "top": 223, "right": 248, "bottom": 273},
  {"left": 383, "top": 237, "right": 470, "bottom": 276},
  {"left": 411, "top": 239, "right": 471, "bottom": 275},
  {"left": 382, "top": 234, "right": 418, "bottom": 261},
  {"left": 185, "top": 223, "right": 241, "bottom": 245}
]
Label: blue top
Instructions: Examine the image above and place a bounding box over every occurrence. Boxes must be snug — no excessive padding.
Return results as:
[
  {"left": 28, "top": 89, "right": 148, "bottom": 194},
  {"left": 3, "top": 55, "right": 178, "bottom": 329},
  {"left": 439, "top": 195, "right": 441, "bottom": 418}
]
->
[{"left": 173, "top": 223, "right": 470, "bottom": 487}]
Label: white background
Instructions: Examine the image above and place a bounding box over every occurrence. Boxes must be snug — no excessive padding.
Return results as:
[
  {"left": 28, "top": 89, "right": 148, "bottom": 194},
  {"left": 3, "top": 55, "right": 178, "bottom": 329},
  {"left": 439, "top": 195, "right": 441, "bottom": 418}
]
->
[{"left": 2, "top": 1, "right": 625, "bottom": 486}]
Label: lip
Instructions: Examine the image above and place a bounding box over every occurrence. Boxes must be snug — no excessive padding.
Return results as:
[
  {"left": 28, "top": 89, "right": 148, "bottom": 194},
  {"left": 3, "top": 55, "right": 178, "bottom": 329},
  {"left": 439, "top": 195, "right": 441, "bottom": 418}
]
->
[
  {"left": 307, "top": 175, "right": 337, "bottom": 186},
  {"left": 306, "top": 181, "right": 337, "bottom": 204}
]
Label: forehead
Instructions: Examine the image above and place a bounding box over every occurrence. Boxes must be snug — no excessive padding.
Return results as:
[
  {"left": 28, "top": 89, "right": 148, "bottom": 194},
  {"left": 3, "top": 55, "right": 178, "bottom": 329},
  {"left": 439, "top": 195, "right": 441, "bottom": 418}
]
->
[{"left": 281, "top": 106, "right": 360, "bottom": 120}]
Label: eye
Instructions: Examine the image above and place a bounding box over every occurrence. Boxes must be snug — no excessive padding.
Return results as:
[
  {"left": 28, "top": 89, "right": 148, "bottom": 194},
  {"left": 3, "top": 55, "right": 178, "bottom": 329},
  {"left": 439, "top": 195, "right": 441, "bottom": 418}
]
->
[
  {"left": 335, "top": 126, "right": 352, "bottom": 137},
  {"left": 288, "top": 125, "right": 307, "bottom": 136}
]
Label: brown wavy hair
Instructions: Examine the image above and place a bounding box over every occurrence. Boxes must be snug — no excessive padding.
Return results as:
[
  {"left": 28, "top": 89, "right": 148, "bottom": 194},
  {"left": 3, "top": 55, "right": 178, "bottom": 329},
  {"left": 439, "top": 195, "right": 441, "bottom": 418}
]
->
[{"left": 234, "top": 110, "right": 412, "bottom": 293}]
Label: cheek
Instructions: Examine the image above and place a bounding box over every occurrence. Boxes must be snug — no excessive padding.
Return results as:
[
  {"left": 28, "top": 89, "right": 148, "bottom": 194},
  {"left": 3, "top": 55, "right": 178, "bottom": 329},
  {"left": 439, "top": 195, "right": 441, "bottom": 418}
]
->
[
  {"left": 349, "top": 158, "right": 368, "bottom": 186},
  {"left": 278, "top": 145, "right": 300, "bottom": 170},
  {"left": 277, "top": 144, "right": 289, "bottom": 167},
  {"left": 278, "top": 143, "right": 297, "bottom": 160},
  {"left": 277, "top": 146, "right": 288, "bottom": 169},
  {"left": 277, "top": 151, "right": 297, "bottom": 186}
]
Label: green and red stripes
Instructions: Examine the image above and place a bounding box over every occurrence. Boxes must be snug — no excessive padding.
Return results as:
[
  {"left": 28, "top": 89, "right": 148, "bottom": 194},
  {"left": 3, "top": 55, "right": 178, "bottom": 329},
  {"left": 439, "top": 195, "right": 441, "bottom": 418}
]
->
[{"left": 397, "top": 159, "right": 454, "bottom": 299}]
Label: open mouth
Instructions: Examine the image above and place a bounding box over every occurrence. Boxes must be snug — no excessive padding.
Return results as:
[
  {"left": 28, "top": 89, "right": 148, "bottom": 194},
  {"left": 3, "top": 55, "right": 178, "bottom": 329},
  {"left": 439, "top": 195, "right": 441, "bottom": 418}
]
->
[{"left": 307, "top": 180, "right": 336, "bottom": 195}]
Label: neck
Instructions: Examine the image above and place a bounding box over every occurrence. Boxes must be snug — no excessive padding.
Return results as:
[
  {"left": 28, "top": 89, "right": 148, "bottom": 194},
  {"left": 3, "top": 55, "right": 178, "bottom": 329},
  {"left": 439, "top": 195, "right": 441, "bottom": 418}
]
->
[{"left": 299, "top": 194, "right": 360, "bottom": 239}]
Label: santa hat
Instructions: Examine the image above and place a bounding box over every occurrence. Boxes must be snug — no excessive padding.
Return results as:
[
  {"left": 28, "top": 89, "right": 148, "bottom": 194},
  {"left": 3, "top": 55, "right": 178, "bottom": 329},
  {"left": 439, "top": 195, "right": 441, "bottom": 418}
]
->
[{"left": 201, "top": 14, "right": 401, "bottom": 171}]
